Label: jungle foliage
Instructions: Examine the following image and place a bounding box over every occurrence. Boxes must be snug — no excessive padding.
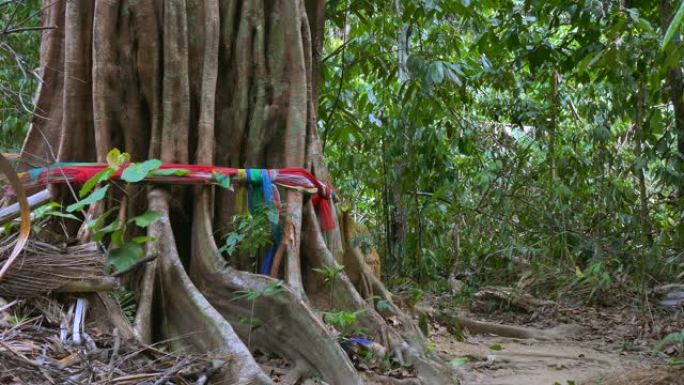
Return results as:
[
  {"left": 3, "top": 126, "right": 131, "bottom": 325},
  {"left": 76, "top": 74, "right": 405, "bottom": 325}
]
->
[
  {"left": 0, "top": 0, "right": 41, "bottom": 152},
  {"left": 2, "top": 0, "right": 683, "bottom": 303},
  {"left": 320, "top": 0, "right": 684, "bottom": 300}
]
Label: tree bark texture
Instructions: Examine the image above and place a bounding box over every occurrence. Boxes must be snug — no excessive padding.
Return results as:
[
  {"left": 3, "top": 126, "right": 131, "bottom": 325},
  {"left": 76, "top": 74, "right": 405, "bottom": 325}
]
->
[{"left": 20, "top": 1, "right": 457, "bottom": 384}]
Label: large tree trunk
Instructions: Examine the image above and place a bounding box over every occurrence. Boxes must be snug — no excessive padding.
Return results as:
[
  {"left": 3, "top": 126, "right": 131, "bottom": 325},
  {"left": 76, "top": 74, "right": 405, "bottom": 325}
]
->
[{"left": 20, "top": 1, "right": 457, "bottom": 384}]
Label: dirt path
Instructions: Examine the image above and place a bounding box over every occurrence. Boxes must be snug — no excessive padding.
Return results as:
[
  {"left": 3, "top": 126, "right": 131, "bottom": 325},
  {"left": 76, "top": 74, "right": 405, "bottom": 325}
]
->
[
  {"left": 422, "top": 301, "right": 683, "bottom": 385},
  {"left": 434, "top": 331, "right": 661, "bottom": 385}
]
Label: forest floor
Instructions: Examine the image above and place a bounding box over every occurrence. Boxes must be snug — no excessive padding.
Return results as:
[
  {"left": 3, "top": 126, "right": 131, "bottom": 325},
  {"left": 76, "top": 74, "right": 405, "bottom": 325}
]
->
[
  {"left": 429, "top": 296, "right": 684, "bottom": 385},
  {"left": 1, "top": 293, "right": 683, "bottom": 384}
]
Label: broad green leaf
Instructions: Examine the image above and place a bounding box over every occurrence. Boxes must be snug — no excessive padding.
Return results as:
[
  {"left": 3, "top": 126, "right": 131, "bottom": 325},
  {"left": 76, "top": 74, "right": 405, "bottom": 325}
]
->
[
  {"left": 79, "top": 167, "right": 115, "bottom": 198},
  {"left": 149, "top": 168, "right": 190, "bottom": 177},
  {"left": 131, "top": 236, "right": 155, "bottom": 244},
  {"left": 32, "top": 202, "right": 60, "bottom": 219},
  {"left": 129, "top": 211, "right": 163, "bottom": 228},
  {"left": 107, "top": 242, "right": 144, "bottom": 272},
  {"left": 92, "top": 219, "right": 121, "bottom": 242},
  {"left": 429, "top": 61, "right": 445, "bottom": 84},
  {"left": 449, "top": 357, "right": 469, "bottom": 368},
  {"left": 489, "top": 344, "right": 503, "bottom": 351},
  {"left": 67, "top": 185, "right": 110, "bottom": 213},
  {"left": 376, "top": 299, "right": 393, "bottom": 312},
  {"left": 86, "top": 207, "right": 118, "bottom": 231},
  {"left": 111, "top": 229, "right": 124, "bottom": 248},
  {"left": 46, "top": 211, "right": 80, "bottom": 221},
  {"left": 106, "top": 148, "right": 130, "bottom": 169},
  {"left": 121, "top": 159, "right": 162, "bottom": 183}
]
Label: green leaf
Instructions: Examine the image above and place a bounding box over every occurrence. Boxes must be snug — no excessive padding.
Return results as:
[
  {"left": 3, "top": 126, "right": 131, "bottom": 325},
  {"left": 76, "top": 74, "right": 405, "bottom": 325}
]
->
[
  {"left": 106, "top": 148, "right": 130, "bottom": 169},
  {"left": 149, "top": 168, "right": 190, "bottom": 177},
  {"left": 489, "top": 344, "right": 503, "bottom": 351},
  {"left": 46, "top": 211, "right": 80, "bottom": 221},
  {"left": 31, "top": 202, "right": 60, "bottom": 218},
  {"left": 86, "top": 207, "right": 118, "bottom": 231},
  {"left": 129, "top": 211, "right": 163, "bottom": 228},
  {"left": 131, "top": 236, "right": 155, "bottom": 244},
  {"left": 222, "top": 232, "right": 244, "bottom": 256},
  {"left": 111, "top": 229, "right": 124, "bottom": 248},
  {"left": 32, "top": 202, "right": 80, "bottom": 221},
  {"left": 429, "top": 61, "right": 445, "bottom": 84},
  {"left": 449, "top": 357, "right": 469, "bottom": 368},
  {"left": 662, "top": 1, "right": 684, "bottom": 49},
  {"left": 79, "top": 167, "right": 115, "bottom": 198},
  {"left": 107, "top": 242, "right": 144, "bottom": 272},
  {"left": 121, "top": 159, "right": 162, "bottom": 183},
  {"left": 67, "top": 185, "right": 110, "bottom": 213},
  {"left": 376, "top": 299, "right": 393, "bottom": 312},
  {"left": 92, "top": 219, "right": 121, "bottom": 242}
]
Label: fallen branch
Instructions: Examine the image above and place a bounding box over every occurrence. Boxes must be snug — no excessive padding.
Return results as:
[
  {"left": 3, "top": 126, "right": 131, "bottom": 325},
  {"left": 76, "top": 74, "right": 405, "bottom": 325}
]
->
[
  {"left": 54, "top": 277, "right": 118, "bottom": 293},
  {"left": 1, "top": 26, "right": 56, "bottom": 35},
  {"left": 474, "top": 286, "right": 556, "bottom": 312},
  {"left": 418, "top": 306, "right": 556, "bottom": 340}
]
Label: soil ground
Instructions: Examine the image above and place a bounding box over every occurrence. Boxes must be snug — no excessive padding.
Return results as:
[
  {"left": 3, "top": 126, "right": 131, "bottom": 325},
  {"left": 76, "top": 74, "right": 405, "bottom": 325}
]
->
[
  {"left": 429, "top": 298, "right": 684, "bottom": 385},
  {"left": 1, "top": 294, "right": 682, "bottom": 384}
]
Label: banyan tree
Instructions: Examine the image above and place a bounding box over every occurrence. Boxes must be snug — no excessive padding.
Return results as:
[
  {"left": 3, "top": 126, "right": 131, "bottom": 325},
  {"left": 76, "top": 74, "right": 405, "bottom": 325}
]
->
[{"left": 16, "top": 1, "right": 457, "bottom": 384}]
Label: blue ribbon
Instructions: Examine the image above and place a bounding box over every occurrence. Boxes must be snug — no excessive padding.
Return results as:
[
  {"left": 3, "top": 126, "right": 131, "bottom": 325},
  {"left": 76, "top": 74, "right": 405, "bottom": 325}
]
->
[
  {"left": 347, "top": 337, "right": 372, "bottom": 346},
  {"left": 259, "top": 170, "right": 281, "bottom": 275},
  {"left": 243, "top": 169, "right": 282, "bottom": 276}
]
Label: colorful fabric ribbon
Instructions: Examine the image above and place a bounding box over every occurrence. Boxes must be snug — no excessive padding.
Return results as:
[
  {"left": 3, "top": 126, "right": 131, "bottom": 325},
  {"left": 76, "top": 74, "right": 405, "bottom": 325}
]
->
[{"left": 16, "top": 162, "right": 337, "bottom": 276}]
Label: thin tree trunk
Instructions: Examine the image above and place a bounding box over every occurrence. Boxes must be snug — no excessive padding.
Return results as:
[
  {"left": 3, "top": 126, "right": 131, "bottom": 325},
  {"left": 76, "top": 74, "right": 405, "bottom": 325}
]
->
[
  {"left": 659, "top": 0, "right": 684, "bottom": 249},
  {"left": 635, "top": 83, "right": 653, "bottom": 277}
]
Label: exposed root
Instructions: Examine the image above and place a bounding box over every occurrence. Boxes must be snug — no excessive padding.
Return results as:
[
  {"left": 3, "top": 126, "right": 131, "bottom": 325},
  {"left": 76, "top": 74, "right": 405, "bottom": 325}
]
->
[
  {"left": 474, "top": 286, "right": 556, "bottom": 312},
  {"left": 147, "top": 189, "right": 271, "bottom": 384},
  {"left": 363, "top": 373, "right": 423, "bottom": 385},
  {"left": 189, "top": 189, "right": 363, "bottom": 385},
  {"left": 432, "top": 308, "right": 564, "bottom": 340},
  {"left": 300, "top": 201, "right": 459, "bottom": 385},
  {"left": 280, "top": 360, "right": 308, "bottom": 385}
]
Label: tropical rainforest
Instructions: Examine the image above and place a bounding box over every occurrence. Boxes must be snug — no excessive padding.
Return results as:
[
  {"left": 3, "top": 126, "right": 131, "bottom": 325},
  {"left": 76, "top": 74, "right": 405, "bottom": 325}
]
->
[{"left": 0, "top": 1, "right": 683, "bottom": 384}]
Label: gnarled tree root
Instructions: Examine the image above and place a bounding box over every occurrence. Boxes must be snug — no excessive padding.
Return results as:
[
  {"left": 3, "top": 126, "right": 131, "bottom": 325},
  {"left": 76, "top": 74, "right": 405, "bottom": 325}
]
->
[
  {"left": 138, "top": 189, "right": 271, "bottom": 384},
  {"left": 430, "top": 309, "right": 582, "bottom": 341},
  {"left": 190, "top": 189, "right": 363, "bottom": 385},
  {"left": 300, "top": 202, "right": 458, "bottom": 385}
]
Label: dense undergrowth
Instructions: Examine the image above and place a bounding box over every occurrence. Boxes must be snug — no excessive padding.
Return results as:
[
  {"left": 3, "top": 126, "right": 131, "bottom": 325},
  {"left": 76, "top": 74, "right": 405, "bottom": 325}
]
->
[
  {"left": 320, "top": 0, "right": 684, "bottom": 302},
  {"left": 0, "top": 0, "right": 40, "bottom": 152}
]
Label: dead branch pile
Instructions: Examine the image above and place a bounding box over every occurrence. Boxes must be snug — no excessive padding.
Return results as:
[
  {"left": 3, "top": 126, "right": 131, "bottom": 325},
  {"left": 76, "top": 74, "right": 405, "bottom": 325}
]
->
[
  {"left": 0, "top": 237, "right": 106, "bottom": 298},
  {"left": 0, "top": 299, "right": 220, "bottom": 385}
]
